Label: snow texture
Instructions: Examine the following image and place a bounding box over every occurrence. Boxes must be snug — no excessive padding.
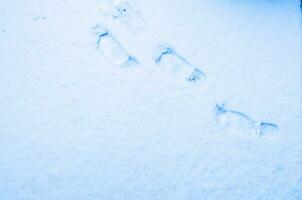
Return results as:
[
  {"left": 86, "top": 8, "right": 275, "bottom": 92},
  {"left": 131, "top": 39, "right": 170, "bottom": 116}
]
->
[{"left": 0, "top": 0, "right": 301, "bottom": 199}]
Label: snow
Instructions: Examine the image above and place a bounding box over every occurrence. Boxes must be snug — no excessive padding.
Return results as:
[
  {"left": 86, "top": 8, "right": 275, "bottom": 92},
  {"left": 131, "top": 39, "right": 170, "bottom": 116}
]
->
[{"left": 0, "top": 0, "right": 301, "bottom": 199}]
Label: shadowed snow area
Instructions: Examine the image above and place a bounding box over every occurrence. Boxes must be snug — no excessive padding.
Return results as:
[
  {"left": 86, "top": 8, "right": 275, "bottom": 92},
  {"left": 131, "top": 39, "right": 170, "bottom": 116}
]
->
[{"left": 0, "top": 0, "right": 301, "bottom": 199}]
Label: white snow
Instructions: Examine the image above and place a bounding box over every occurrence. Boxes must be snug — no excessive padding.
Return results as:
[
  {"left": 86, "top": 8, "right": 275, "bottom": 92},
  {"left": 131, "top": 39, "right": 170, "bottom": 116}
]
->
[{"left": 0, "top": 0, "right": 301, "bottom": 199}]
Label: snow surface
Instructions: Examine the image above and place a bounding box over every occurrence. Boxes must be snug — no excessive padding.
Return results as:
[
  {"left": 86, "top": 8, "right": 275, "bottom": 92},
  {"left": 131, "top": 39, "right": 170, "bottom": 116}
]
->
[{"left": 0, "top": 0, "right": 302, "bottom": 199}]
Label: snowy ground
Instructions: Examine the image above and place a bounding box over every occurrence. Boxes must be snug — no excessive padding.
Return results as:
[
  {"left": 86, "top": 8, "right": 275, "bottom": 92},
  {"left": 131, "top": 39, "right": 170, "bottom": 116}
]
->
[{"left": 0, "top": 0, "right": 301, "bottom": 199}]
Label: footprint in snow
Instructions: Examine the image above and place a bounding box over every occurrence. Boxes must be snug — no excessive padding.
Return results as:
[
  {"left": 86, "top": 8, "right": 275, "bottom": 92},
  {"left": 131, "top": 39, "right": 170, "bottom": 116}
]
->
[
  {"left": 215, "top": 103, "right": 279, "bottom": 137},
  {"left": 98, "top": 0, "right": 145, "bottom": 34},
  {"left": 154, "top": 45, "right": 206, "bottom": 83},
  {"left": 93, "top": 24, "right": 139, "bottom": 68}
]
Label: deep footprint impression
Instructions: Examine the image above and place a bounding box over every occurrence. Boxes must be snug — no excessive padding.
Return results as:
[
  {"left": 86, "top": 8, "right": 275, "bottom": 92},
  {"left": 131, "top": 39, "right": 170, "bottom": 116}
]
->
[
  {"left": 154, "top": 45, "right": 206, "bottom": 82},
  {"left": 215, "top": 103, "right": 279, "bottom": 137},
  {"left": 94, "top": 24, "right": 138, "bottom": 67}
]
